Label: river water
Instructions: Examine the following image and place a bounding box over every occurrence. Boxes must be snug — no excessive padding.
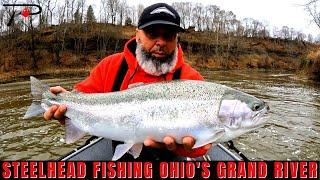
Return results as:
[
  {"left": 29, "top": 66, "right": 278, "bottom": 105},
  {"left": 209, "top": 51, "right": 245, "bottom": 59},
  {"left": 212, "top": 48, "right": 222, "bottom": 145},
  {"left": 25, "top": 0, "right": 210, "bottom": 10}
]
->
[{"left": 0, "top": 70, "right": 319, "bottom": 160}]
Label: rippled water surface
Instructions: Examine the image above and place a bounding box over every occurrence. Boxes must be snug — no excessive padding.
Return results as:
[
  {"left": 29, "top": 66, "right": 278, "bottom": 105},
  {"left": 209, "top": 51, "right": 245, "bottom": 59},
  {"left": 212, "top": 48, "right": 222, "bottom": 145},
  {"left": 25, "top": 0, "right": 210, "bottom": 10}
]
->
[
  {"left": 202, "top": 70, "right": 320, "bottom": 160},
  {"left": 0, "top": 77, "right": 88, "bottom": 160},
  {"left": 0, "top": 70, "right": 319, "bottom": 160}
]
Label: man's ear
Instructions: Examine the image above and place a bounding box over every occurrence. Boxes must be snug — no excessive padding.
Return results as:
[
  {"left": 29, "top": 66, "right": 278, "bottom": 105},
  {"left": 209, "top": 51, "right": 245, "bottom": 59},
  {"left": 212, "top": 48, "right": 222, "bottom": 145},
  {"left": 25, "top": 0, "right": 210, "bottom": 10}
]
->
[
  {"left": 136, "top": 35, "right": 141, "bottom": 43},
  {"left": 136, "top": 29, "right": 141, "bottom": 43},
  {"left": 136, "top": 33, "right": 141, "bottom": 43}
]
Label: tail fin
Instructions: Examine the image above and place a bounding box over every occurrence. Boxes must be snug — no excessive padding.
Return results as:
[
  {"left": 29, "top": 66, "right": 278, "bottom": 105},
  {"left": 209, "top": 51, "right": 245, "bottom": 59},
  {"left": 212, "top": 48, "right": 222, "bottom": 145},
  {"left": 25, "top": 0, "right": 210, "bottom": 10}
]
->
[{"left": 23, "top": 76, "right": 51, "bottom": 119}]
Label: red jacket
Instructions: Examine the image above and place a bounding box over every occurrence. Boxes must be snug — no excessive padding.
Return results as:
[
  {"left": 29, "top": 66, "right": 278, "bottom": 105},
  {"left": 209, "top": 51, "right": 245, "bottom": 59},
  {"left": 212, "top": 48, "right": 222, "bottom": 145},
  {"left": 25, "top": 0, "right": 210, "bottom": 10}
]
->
[{"left": 75, "top": 37, "right": 207, "bottom": 158}]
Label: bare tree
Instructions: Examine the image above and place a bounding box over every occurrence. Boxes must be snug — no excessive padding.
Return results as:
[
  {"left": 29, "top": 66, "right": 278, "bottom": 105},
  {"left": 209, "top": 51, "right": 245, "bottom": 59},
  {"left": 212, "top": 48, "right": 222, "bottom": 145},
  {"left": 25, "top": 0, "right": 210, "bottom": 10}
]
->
[
  {"left": 124, "top": 5, "right": 132, "bottom": 25},
  {"left": 289, "top": 28, "right": 296, "bottom": 40},
  {"left": 36, "top": 0, "right": 53, "bottom": 28},
  {"left": 305, "top": 0, "right": 320, "bottom": 29},
  {"left": 59, "top": 0, "right": 76, "bottom": 23},
  {"left": 58, "top": 5, "right": 64, "bottom": 24},
  {"left": 100, "top": 0, "right": 108, "bottom": 23},
  {"left": 242, "top": 18, "right": 266, "bottom": 38},
  {"left": 272, "top": 27, "right": 281, "bottom": 39},
  {"left": 234, "top": 20, "right": 244, "bottom": 37},
  {"left": 125, "top": 5, "right": 135, "bottom": 26},
  {"left": 108, "top": 0, "right": 119, "bottom": 24},
  {"left": 225, "top": 11, "right": 236, "bottom": 34},
  {"left": 73, "top": 1, "right": 81, "bottom": 24},
  {"left": 45, "top": 0, "right": 57, "bottom": 26},
  {"left": 65, "top": 0, "right": 70, "bottom": 23},
  {"left": 217, "top": 10, "right": 227, "bottom": 34},
  {"left": 69, "top": 0, "right": 76, "bottom": 22},
  {"left": 251, "top": 19, "right": 263, "bottom": 37},
  {"left": 211, "top": 5, "right": 221, "bottom": 33},
  {"left": 202, "top": 5, "right": 219, "bottom": 31},
  {"left": 78, "top": 0, "right": 85, "bottom": 23},
  {"left": 2, "top": 0, "right": 19, "bottom": 33},
  {"left": 296, "top": 31, "right": 306, "bottom": 42},
  {"left": 136, "top": 4, "right": 144, "bottom": 23},
  {"left": 58, "top": 0, "right": 69, "bottom": 24},
  {"left": 315, "top": 34, "right": 320, "bottom": 43},
  {"left": 258, "top": 25, "right": 269, "bottom": 38},
  {"left": 281, "top": 26, "right": 290, "bottom": 39},
  {"left": 26, "top": 0, "right": 39, "bottom": 69},
  {"left": 202, "top": 5, "right": 211, "bottom": 31},
  {"left": 307, "top": 34, "right": 313, "bottom": 42},
  {"left": 117, "top": 0, "right": 127, "bottom": 25},
  {"left": 192, "top": 3, "right": 204, "bottom": 31},
  {"left": 172, "top": 2, "right": 192, "bottom": 29},
  {"left": 0, "top": 8, "right": 5, "bottom": 35}
]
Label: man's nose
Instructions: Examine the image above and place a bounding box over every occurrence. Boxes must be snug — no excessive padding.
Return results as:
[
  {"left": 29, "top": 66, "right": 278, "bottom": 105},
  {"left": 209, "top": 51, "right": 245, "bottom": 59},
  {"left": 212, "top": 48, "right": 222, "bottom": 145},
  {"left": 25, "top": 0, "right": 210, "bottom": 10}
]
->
[{"left": 155, "top": 36, "right": 167, "bottom": 46}]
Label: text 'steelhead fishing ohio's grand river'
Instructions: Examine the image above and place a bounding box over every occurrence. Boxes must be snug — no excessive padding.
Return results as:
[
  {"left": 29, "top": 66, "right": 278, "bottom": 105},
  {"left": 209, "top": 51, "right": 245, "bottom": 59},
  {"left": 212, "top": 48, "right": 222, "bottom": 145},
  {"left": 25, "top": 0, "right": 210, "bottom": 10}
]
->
[{"left": 0, "top": 70, "right": 319, "bottom": 160}]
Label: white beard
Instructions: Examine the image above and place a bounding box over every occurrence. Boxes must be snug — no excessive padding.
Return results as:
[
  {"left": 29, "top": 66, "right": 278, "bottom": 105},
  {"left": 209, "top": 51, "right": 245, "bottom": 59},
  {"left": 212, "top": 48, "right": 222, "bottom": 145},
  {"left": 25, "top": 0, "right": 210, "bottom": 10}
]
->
[{"left": 135, "top": 42, "right": 178, "bottom": 76}]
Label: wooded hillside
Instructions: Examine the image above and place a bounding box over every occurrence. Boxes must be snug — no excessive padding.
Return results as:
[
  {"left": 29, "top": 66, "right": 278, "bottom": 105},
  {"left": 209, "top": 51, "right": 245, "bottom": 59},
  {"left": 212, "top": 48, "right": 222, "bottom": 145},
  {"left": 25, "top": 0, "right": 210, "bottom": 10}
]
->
[{"left": 0, "top": 1, "right": 319, "bottom": 82}]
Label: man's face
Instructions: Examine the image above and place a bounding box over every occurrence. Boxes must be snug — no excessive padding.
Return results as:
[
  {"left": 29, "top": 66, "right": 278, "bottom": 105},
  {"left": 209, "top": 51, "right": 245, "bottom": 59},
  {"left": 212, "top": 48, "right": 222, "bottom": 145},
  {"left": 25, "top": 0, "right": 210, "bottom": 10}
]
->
[{"left": 136, "top": 25, "right": 178, "bottom": 59}]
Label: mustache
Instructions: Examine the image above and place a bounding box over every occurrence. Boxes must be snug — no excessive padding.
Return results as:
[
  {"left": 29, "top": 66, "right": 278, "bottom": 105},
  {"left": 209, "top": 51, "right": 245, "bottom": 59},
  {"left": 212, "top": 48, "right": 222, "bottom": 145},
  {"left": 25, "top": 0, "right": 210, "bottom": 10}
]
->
[
  {"left": 151, "top": 45, "right": 166, "bottom": 53},
  {"left": 141, "top": 46, "right": 173, "bottom": 62}
]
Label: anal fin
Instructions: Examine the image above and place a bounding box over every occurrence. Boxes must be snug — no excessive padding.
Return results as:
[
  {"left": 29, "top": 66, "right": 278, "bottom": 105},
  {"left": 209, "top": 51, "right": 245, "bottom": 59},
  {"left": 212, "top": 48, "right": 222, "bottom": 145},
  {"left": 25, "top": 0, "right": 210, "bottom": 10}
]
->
[{"left": 65, "top": 118, "right": 86, "bottom": 144}]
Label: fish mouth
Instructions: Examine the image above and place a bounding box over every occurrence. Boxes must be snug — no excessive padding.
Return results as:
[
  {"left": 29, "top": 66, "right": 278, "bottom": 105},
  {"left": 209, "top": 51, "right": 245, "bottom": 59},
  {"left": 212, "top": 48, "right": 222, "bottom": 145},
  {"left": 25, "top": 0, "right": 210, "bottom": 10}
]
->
[{"left": 251, "top": 105, "right": 269, "bottom": 127}]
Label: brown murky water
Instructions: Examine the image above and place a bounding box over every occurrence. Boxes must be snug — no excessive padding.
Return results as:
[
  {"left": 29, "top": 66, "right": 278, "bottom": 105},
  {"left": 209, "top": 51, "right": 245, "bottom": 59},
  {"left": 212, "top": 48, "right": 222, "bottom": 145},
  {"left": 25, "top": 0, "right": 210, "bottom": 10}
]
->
[{"left": 0, "top": 70, "right": 319, "bottom": 160}]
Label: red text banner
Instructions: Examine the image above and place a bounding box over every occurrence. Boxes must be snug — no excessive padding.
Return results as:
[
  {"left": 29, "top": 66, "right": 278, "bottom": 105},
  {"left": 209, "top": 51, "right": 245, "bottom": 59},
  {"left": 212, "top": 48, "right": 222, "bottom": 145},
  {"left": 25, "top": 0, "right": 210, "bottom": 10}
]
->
[{"left": 1, "top": 161, "right": 319, "bottom": 179}]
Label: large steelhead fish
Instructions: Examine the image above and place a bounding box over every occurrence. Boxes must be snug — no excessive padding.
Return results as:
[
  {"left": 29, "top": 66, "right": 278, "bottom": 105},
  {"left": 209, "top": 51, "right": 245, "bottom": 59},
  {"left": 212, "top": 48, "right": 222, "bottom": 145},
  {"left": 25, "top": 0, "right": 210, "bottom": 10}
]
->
[{"left": 24, "top": 76, "right": 269, "bottom": 160}]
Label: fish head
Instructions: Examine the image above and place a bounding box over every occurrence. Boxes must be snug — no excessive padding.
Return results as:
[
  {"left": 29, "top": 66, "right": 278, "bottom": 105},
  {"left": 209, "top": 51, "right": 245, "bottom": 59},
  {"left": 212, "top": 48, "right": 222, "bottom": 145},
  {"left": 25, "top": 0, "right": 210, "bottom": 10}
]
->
[{"left": 217, "top": 89, "right": 269, "bottom": 140}]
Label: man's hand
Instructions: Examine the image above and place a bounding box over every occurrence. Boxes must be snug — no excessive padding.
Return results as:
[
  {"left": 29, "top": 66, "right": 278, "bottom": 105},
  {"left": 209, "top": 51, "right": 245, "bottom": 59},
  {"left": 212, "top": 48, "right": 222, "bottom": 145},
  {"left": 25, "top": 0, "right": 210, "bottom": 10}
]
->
[
  {"left": 43, "top": 86, "right": 68, "bottom": 125},
  {"left": 144, "top": 136, "right": 212, "bottom": 157}
]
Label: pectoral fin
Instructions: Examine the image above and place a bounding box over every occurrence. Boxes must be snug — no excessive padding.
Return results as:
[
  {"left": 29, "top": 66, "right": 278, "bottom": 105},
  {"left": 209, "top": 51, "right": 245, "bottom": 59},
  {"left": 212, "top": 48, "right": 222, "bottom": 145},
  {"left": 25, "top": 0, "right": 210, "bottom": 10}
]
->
[
  {"left": 128, "top": 143, "right": 143, "bottom": 159},
  {"left": 112, "top": 142, "right": 134, "bottom": 161},
  {"left": 193, "top": 130, "right": 225, "bottom": 149},
  {"left": 112, "top": 143, "right": 143, "bottom": 161}
]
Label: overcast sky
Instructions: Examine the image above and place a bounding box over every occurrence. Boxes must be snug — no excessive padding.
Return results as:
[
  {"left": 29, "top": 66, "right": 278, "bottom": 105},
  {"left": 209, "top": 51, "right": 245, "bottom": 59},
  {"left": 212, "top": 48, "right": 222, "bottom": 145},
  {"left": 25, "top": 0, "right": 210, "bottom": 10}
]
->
[
  {"left": 122, "top": 0, "right": 319, "bottom": 37},
  {"left": 81, "top": 0, "right": 319, "bottom": 37},
  {"left": 5, "top": 0, "right": 319, "bottom": 36}
]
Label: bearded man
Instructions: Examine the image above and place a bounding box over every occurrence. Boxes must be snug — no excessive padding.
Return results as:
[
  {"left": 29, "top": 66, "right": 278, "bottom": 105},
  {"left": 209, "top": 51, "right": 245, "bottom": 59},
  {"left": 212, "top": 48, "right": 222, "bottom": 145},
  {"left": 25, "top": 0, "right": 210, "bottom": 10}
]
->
[{"left": 44, "top": 3, "right": 212, "bottom": 160}]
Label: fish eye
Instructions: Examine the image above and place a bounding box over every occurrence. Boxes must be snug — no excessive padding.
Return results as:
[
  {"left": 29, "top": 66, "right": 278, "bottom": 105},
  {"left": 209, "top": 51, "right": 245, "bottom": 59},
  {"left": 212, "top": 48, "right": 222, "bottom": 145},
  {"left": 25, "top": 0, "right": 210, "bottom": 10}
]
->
[{"left": 252, "top": 102, "right": 262, "bottom": 111}]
